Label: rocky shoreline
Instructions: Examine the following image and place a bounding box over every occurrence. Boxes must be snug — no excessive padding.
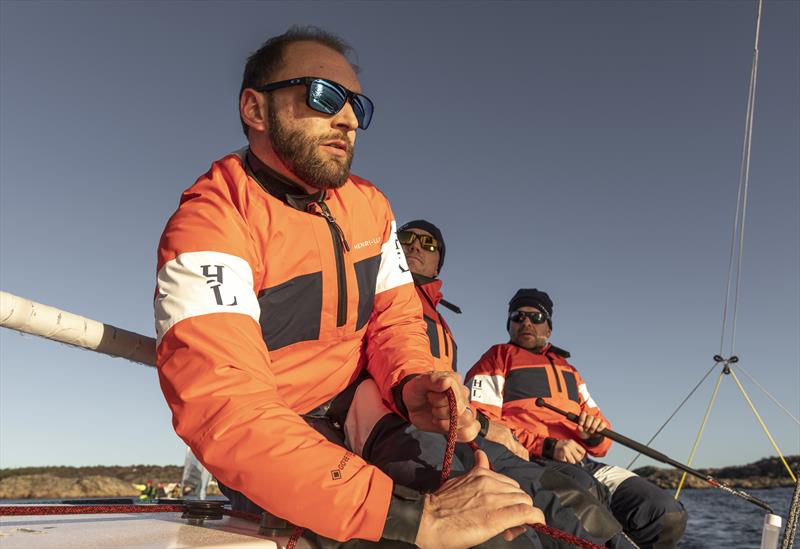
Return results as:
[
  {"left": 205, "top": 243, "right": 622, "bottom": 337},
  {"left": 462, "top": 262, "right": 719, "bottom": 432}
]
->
[
  {"left": 0, "top": 465, "right": 220, "bottom": 500},
  {"left": 632, "top": 455, "right": 798, "bottom": 490},
  {"left": 1, "top": 456, "right": 796, "bottom": 500}
]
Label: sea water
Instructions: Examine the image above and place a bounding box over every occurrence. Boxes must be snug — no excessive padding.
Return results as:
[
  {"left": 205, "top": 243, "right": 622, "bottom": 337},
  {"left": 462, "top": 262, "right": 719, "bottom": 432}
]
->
[
  {"left": 2, "top": 487, "right": 796, "bottom": 548},
  {"left": 678, "top": 486, "right": 795, "bottom": 548}
]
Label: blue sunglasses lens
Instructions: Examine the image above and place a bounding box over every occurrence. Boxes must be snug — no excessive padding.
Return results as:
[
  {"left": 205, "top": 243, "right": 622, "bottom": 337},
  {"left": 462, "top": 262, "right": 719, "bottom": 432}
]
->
[
  {"left": 308, "top": 79, "right": 373, "bottom": 130},
  {"left": 309, "top": 80, "right": 346, "bottom": 114}
]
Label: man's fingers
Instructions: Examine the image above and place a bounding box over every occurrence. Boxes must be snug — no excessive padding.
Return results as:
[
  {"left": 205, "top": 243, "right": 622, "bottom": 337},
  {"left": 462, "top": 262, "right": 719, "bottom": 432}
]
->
[
  {"left": 473, "top": 449, "right": 490, "bottom": 470},
  {"left": 486, "top": 502, "right": 544, "bottom": 534},
  {"left": 502, "top": 526, "right": 528, "bottom": 541}
]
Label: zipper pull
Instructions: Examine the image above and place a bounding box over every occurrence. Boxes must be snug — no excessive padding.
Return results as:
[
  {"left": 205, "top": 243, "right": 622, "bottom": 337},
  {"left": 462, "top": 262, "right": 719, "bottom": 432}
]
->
[{"left": 316, "top": 202, "right": 351, "bottom": 252}]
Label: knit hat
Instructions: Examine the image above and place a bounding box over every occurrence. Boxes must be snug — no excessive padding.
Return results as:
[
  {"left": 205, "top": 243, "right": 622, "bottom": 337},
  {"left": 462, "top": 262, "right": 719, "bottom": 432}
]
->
[
  {"left": 398, "top": 219, "right": 445, "bottom": 273},
  {"left": 507, "top": 288, "right": 553, "bottom": 329}
]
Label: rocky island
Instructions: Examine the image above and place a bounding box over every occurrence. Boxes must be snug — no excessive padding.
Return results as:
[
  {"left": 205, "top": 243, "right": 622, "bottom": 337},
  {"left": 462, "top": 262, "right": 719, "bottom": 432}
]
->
[{"left": 0, "top": 456, "right": 796, "bottom": 500}]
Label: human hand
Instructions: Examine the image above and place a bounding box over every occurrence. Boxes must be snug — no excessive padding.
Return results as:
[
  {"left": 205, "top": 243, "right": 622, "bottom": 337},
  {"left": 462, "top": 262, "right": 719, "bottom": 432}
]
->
[
  {"left": 553, "top": 439, "right": 586, "bottom": 464},
  {"left": 485, "top": 421, "right": 529, "bottom": 461},
  {"left": 415, "top": 449, "right": 545, "bottom": 549},
  {"left": 576, "top": 411, "right": 607, "bottom": 439},
  {"left": 402, "top": 372, "right": 480, "bottom": 442}
]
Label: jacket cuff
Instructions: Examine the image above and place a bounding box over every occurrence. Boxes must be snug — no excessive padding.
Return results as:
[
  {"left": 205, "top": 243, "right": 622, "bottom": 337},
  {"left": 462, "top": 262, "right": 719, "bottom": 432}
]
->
[
  {"left": 381, "top": 484, "right": 424, "bottom": 544},
  {"left": 542, "top": 437, "right": 558, "bottom": 459},
  {"left": 391, "top": 374, "right": 420, "bottom": 421},
  {"left": 584, "top": 434, "right": 605, "bottom": 447}
]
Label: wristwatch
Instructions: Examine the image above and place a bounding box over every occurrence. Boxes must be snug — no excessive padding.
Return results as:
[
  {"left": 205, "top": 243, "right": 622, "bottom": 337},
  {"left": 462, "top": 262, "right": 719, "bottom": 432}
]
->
[{"left": 475, "top": 409, "right": 490, "bottom": 438}]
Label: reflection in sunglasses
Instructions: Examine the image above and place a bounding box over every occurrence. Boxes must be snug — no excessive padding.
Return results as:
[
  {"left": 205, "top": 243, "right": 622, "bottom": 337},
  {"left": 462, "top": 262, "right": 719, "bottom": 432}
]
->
[
  {"left": 509, "top": 311, "right": 548, "bottom": 325},
  {"left": 397, "top": 231, "right": 440, "bottom": 252}
]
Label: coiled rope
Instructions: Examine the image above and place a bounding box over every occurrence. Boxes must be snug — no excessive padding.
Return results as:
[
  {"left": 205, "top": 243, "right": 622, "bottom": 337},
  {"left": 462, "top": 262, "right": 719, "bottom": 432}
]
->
[{"left": 441, "top": 390, "right": 606, "bottom": 549}]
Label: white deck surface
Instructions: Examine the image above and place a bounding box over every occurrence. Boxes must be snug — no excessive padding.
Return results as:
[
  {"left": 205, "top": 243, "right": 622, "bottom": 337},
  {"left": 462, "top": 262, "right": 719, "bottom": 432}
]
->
[{"left": 0, "top": 510, "right": 304, "bottom": 548}]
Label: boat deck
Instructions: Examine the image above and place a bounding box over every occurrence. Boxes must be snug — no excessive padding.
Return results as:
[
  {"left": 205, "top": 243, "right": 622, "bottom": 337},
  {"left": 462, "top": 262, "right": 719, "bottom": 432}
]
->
[{"left": 0, "top": 508, "right": 298, "bottom": 548}]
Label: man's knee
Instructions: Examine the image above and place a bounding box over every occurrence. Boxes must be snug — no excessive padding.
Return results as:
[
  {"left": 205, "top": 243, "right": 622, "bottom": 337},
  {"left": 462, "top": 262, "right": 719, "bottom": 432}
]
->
[{"left": 612, "top": 476, "right": 687, "bottom": 548}]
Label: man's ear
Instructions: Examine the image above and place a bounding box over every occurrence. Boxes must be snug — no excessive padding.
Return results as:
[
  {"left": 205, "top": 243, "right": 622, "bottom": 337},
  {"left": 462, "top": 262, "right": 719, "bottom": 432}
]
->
[{"left": 240, "top": 89, "right": 268, "bottom": 133}]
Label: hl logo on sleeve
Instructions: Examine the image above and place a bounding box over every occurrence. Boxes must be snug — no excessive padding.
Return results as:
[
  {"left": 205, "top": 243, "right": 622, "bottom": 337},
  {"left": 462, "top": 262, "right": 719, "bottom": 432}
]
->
[
  {"left": 202, "top": 264, "right": 238, "bottom": 306},
  {"left": 155, "top": 251, "right": 260, "bottom": 344}
]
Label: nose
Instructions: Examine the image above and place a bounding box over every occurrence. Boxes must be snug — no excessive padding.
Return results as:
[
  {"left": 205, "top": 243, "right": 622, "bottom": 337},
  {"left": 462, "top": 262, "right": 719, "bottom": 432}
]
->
[
  {"left": 402, "top": 240, "right": 421, "bottom": 255},
  {"left": 332, "top": 99, "right": 359, "bottom": 132}
]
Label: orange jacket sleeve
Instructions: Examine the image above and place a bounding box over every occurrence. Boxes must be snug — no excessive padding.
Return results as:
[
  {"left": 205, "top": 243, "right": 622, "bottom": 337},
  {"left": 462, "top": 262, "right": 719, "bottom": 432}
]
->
[
  {"left": 155, "top": 176, "right": 392, "bottom": 541},
  {"left": 573, "top": 368, "right": 613, "bottom": 457},
  {"left": 363, "top": 209, "right": 435, "bottom": 412}
]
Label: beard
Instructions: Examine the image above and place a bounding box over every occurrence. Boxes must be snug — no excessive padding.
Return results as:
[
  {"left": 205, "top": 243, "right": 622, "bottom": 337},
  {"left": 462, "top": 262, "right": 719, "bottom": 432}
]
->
[{"left": 268, "top": 100, "right": 354, "bottom": 190}]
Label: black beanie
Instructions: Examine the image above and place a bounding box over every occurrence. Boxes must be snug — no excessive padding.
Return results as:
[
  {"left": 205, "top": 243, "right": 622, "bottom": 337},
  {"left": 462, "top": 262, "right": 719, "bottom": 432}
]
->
[
  {"left": 398, "top": 219, "right": 445, "bottom": 273},
  {"left": 507, "top": 288, "right": 553, "bottom": 329}
]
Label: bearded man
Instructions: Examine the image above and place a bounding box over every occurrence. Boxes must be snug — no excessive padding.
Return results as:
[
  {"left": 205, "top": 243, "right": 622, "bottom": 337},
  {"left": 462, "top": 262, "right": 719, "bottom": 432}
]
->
[{"left": 154, "top": 26, "right": 544, "bottom": 548}]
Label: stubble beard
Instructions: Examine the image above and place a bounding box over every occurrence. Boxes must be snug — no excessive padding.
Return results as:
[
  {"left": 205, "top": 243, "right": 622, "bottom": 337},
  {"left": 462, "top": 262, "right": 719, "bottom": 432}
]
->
[{"left": 268, "top": 102, "right": 354, "bottom": 190}]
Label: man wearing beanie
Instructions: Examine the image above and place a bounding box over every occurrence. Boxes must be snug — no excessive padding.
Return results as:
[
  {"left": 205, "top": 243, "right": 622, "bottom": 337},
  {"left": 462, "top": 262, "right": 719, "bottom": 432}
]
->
[
  {"left": 342, "top": 228, "right": 641, "bottom": 549},
  {"left": 465, "top": 289, "right": 688, "bottom": 549},
  {"left": 395, "top": 219, "right": 459, "bottom": 372}
]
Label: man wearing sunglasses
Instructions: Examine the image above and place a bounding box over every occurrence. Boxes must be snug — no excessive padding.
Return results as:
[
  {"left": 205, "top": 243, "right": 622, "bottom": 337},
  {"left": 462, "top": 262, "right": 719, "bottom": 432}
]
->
[
  {"left": 346, "top": 224, "right": 638, "bottom": 548},
  {"left": 466, "top": 289, "right": 688, "bottom": 548},
  {"left": 155, "top": 26, "right": 544, "bottom": 548}
]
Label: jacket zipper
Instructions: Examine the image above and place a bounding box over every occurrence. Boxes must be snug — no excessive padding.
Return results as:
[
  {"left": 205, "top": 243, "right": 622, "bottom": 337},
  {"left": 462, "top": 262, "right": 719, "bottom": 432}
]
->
[
  {"left": 315, "top": 201, "right": 350, "bottom": 327},
  {"left": 546, "top": 354, "right": 563, "bottom": 393}
]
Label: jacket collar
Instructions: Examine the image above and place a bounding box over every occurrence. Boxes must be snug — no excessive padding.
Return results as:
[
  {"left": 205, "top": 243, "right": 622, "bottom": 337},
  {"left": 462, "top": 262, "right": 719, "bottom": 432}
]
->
[
  {"left": 511, "top": 342, "right": 571, "bottom": 358},
  {"left": 412, "top": 273, "right": 443, "bottom": 306},
  {"left": 412, "top": 273, "right": 462, "bottom": 314},
  {"left": 245, "top": 148, "right": 326, "bottom": 211}
]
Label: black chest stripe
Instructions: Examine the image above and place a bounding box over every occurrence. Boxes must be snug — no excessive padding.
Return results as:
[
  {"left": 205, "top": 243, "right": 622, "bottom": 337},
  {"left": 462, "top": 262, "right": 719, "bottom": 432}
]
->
[
  {"left": 423, "top": 315, "right": 440, "bottom": 358},
  {"left": 562, "top": 371, "right": 580, "bottom": 403},
  {"left": 504, "top": 367, "right": 552, "bottom": 402},
  {"left": 354, "top": 254, "right": 381, "bottom": 331},
  {"left": 258, "top": 271, "right": 322, "bottom": 351}
]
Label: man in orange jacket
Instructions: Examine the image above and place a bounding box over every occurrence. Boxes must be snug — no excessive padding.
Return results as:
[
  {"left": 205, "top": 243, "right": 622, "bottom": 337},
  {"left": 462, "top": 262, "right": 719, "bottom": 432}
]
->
[
  {"left": 154, "top": 26, "right": 543, "bottom": 548},
  {"left": 345, "top": 222, "right": 638, "bottom": 548},
  {"left": 466, "top": 289, "right": 688, "bottom": 548}
]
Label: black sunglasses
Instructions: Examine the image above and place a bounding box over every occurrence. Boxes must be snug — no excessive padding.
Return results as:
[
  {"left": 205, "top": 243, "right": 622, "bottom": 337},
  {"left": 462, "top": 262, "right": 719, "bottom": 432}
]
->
[
  {"left": 397, "top": 230, "right": 440, "bottom": 252},
  {"left": 509, "top": 311, "right": 548, "bottom": 325},
  {"left": 255, "top": 77, "right": 374, "bottom": 130}
]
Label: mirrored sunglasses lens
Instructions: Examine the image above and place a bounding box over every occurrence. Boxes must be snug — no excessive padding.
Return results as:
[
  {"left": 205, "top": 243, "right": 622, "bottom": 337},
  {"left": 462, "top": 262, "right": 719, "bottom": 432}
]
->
[
  {"left": 309, "top": 80, "right": 346, "bottom": 114},
  {"left": 353, "top": 95, "right": 373, "bottom": 129},
  {"left": 419, "top": 236, "right": 439, "bottom": 251},
  {"left": 397, "top": 231, "right": 416, "bottom": 245}
]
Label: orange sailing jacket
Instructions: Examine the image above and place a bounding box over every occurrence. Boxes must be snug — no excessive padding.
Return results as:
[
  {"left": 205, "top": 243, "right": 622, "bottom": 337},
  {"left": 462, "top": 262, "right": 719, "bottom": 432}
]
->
[
  {"left": 415, "top": 276, "right": 457, "bottom": 372},
  {"left": 465, "top": 343, "right": 612, "bottom": 459},
  {"left": 154, "top": 150, "right": 433, "bottom": 541}
]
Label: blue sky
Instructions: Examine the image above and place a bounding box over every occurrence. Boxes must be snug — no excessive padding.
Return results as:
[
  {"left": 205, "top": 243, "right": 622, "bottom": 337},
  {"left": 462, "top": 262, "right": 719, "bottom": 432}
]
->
[{"left": 1, "top": 1, "right": 797, "bottom": 471}]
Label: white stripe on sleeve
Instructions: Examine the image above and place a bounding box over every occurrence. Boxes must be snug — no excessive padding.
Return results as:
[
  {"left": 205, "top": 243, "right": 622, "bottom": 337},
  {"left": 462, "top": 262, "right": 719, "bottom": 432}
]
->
[
  {"left": 468, "top": 374, "right": 506, "bottom": 408},
  {"left": 578, "top": 383, "right": 598, "bottom": 409},
  {"left": 155, "top": 251, "right": 260, "bottom": 345},
  {"left": 375, "top": 220, "right": 413, "bottom": 295}
]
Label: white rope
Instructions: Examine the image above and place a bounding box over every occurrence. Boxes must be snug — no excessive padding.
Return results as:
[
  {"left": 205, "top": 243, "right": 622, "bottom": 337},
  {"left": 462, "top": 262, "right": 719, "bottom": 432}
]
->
[{"left": 733, "top": 364, "right": 800, "bottom": 426}]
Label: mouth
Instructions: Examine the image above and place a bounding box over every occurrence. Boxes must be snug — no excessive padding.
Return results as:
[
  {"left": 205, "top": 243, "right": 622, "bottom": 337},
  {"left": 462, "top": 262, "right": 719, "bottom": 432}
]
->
[{"left": 320, "top": 140, "right": 350, "bottom": 158}]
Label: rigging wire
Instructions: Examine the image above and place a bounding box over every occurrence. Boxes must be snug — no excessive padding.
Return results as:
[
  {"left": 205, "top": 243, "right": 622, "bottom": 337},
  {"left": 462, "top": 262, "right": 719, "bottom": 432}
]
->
[
  {"left": 627, "top": 362, "right": 718, "bottom": 469},
  {"left": 735, "top": 363, "right": 800, "bottom": 426},
  {"left": 674, "top": 370, "right": 726, "bottom": 499},
  {"left": 729, "top": 367, "right": 797, "bottom": 481},
  {"left": 730, "top": 34, "right": 760, "bottom": 356}
]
